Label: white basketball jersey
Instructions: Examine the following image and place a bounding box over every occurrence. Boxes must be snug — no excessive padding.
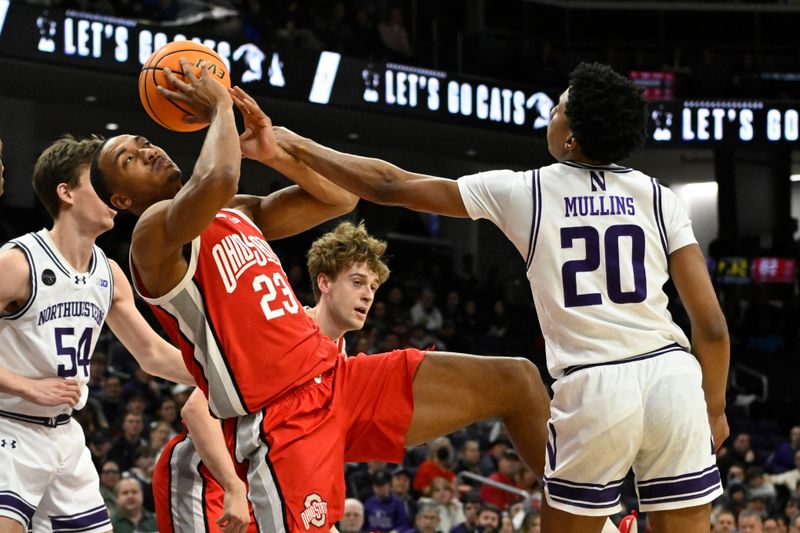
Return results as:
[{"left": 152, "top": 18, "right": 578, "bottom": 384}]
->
[
  {"left": 0, "top": 229, "right": 114, "bottom": 417},
  {"left": 458, "top": 161, "right": 694, "bottom": 378}
]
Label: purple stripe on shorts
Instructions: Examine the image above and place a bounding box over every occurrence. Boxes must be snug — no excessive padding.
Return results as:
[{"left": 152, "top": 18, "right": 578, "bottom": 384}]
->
[
  {"left": 548, "top": 493, "right": 621, "bottom": 510},
  {"left": 637, "top": 465, "right": 719, "bottom": 486},
  {"left": 638, "top": 469, "right": 721, "bottom": 502},
  {"left": 546, "top": 479, "right": 623, "bottom": 505},
  {"left": 50, "top": 507, "right": 110, "bottom": 531},
  {"left": 639, "top": 484, "right": 722, "bottom": 506},
  {"left": 0, "top": 492, "right": 35, "bottom": 521}
]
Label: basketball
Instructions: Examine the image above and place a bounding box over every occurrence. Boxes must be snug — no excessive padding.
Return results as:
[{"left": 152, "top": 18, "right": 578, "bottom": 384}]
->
[{"left": 138, "top": 41, "right": 231, "bottom": 132}]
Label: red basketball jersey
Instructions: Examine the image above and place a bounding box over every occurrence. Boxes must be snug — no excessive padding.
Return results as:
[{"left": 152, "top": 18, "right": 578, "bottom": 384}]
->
[{"left": 132, "top": 208, "right": 339, "bottom": 418}]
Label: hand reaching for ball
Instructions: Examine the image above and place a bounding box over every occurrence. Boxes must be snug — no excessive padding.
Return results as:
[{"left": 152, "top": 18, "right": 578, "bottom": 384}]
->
[{"left": 157, "top": 58, "right": 233, "bottom": 125}]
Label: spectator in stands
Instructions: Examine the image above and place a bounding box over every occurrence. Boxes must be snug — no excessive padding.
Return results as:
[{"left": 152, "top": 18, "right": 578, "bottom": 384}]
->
[
  {"left": 499, "top": 512, "right": 513, "bottom": 533},
  {"left": 384, "top": 286, "right": 407, "bottom": 324},
  {"left": 89, "top": 428, "right": 113, "bottom": 470},
  {"left": 747, "top": 495, "right": 770, "bottom": 520},
  {"left": 127, "top": 445, "right": 156, "bottom": 511},
  {"left": 767, "top": 450, "right": 800, "bottom": 493},
  {"left": 729, "top": 463, "right": 748, "bottom": 486},
  {"left": 340, "top": 498, "right": 366, "bottom": 533},
  {"left": 747, "top": 466, "right": 778, "bottom": 502},
  {"left": 88, "top": 353, "right": 108, "bottom": 396},
  {"left": 785, "top": 499, "right": 799, "bottom": 522},
  {"left": 154, "top": 397, "right": 180, "bottom": 434},
  {"left": 442, "top": 290, "right": 463, "bottom": 327},
  {"left": 484, "top": 300, "right": 509, "bottom": 351},
  {"left": 414, "top": 437, "right": 456, "bottom": 495},
  {"left": 450, "top": 495, "right": 481, "bottom": 533},
  {"left": 719, "top": 433, "right": 759, "bottom": 480},
  {"left": 109, "top": 412, "right": 146, "bottom": 471},
  {"left": 392, "top": 467, "right": 418, "bottom": 524},
  {"left": 365, "top": 470, "right": 410, "bottom": 533},
  {"left": 378, "top": 6, "right": 413, "bottom": 60},
  {"left": 712, "top": 509, "right": 737, "bottom": 532},
  {"left": 99, "top": 374, "right": 124, "bottom": 429},
  {"left": 791, "top": 513, "right": 800, "bottom": 533},
  {"left": 720, "top": 481, "right": 749, "bottom": 517},
  {"left": 479, "top": 448, "right": 522, "bottom": 511},
  {"left": 483, "top": 436, "right": 512, "bottom": 474},
  {"left": 769, "top": 426, "right": 800, "bottom": 474},
  {"left": 349, "top": 460, "right": 391, "bottom": 502},
  {"left": 405, "top": 501, "right": 441, "bottom": 533},
  {"left": 98, "top": 460, "right": 121, "bottom": 516},
  {"left": 410, "top": 287, "right": 444, "bottom": 332},
  {"left": 739, "top": 509, "right": 764, "bottom": 533},
  {"left": 148, "top": 421, "right": 172, "bottom": 458},
  {"left": 110, "top": 477, "right": 158, "bottom": 533},
  {"left": 775, "top": 515, "right": 791, "bottom": 533},
  {"left": 454, "top": 439, "right": 483, "bottom": 494},
  {"left": 517, "top": 511, "right": 541, "bottom": 533},
  {"left": 764, "top": 516, "right": 782, "bottom": 533},
  {"left": 477, "top": 504, "right": 501, "bottom": 533},
  {"left": 427, "top": 476, "right": 464, "bottom": 533},
  {"left": 348, "top": 7, "right": 381, "bottom": 58}
]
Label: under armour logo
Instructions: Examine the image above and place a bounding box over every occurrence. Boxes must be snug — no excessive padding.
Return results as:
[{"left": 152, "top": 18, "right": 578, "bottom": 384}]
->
[
  {"left": 74, "top": 276, "right": 86, "bottom": 284},
  {"left": 0, "top": 439, "right": 16, "bottom": 449}
]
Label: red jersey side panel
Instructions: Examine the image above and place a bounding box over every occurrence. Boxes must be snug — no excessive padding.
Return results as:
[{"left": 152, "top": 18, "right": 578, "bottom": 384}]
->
[{"left": 132, "top": 208, "right": 339, "bottom": 418}]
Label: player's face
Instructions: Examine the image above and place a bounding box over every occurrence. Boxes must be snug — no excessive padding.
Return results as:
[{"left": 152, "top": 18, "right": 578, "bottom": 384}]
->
[
  {"left": 546, "top": 88, "right": 573, "bottom": 161},
  {"left": 68, "top": 168, "right": 117, "bottom": 231},
  {"left": 322, "top": 262, "right": 380, "bottom": 332},
  {"left": 97, "top": 134, "right": 182, "bottom": 211}
]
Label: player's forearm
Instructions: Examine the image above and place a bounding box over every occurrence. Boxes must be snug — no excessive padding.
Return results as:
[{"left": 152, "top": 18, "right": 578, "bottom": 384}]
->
[
  {"left": 692, "top": 322, "right": 730, "bottom": 415},
  {"left": 0, "top": 367, "right": 29, "bottom": 397},
  {"left": 190, "top": 104, "right": 241, "bottom": 197},
  {"left": 263, "top": 149, "right": 358, "bottom": 210},
  {"left": 279, "top": 133, "right": 406, "bottom": 205},
  {"left": 183, "top": 393, "right": 242, "bottom": 490},
  {"left": 139, "top": 339, "right": 195, "bottom": 385}
]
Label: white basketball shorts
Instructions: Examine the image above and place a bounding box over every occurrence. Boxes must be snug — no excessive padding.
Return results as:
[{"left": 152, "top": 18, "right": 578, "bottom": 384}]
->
[
  {"left": 543, "top": 346, "right": 723, "bottom": 516},
  {"left": 0, "top": 415, "right": 110, "bottom": 532}
]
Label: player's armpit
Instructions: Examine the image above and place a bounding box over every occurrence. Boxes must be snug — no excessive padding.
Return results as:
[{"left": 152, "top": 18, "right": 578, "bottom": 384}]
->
[
  {"left": 0, "top": 247, "right": 31, "bottom": 314},
  {"left": 105, "top": 260, "right": 195, "bottom": 385}
]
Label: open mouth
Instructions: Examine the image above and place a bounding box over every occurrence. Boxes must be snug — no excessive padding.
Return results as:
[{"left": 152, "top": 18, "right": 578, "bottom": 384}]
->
[{"left": 354, "top": 307, "right": 367, "bottom": 318}]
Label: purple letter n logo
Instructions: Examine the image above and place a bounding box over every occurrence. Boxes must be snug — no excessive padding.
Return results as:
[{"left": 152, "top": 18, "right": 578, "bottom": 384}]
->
[{"left": 590, "top": 171, "right": 606, "bottom": 192}]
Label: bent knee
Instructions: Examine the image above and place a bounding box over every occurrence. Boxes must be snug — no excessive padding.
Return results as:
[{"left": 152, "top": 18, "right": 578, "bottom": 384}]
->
[{"left": 494, "top": 357, "right": 544, "bottom": 394}]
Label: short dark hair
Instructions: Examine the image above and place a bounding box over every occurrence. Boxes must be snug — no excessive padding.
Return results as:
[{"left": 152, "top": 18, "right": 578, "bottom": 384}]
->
[
  {"left": 32, "top": 134, "right": 105, "bottom": 219},
  {"left": 89, "top": 137, "right": 113, "bottom": 206},
  {"left": 566, "top": 62, "right": 646, "bottom": 163}
]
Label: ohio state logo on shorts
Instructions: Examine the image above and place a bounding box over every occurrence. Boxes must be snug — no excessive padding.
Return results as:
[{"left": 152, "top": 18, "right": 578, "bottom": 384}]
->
[{"left": 300, "top": 493, "right": 328, "bottom": 530}]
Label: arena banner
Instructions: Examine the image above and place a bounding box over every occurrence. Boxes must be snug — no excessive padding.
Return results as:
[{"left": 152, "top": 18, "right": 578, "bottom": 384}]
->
[
  {"left": 0, "top": 2, "right": 555, "bottom": 136},
  {"left": 0, "top": 2, "right": 798, "bottom": 145}
]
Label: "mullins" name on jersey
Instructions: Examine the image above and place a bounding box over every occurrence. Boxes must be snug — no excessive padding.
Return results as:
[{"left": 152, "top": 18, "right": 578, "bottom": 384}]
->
[
  {"left": 212, "top": 232, "right": 283, "bottom": 293},
  {"left": 564, "top": 195, "right": 635, "bottom": 217},
  {"left": 37, "top": 301, "right": 105, "bottom": 326}
]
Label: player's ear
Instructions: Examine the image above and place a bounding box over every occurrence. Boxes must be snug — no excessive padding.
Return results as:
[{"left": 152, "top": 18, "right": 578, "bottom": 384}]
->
[
  {"left": 110, "top": 192, "right": 132, "bottom": 211},
  {"left": 56, "top": 182, "right": 74, "bottom": 206},
  {"left": 317, "top": 272, "right": 332, "bottom": 295}
]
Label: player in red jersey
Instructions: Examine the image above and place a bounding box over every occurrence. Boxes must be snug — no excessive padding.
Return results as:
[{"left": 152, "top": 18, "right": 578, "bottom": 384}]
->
[
  {"left": 89, "top": 60, "right": 550, "bottom": 533},
  {"left": 152, "top": 221, "right": 391, "bottom": 533}
]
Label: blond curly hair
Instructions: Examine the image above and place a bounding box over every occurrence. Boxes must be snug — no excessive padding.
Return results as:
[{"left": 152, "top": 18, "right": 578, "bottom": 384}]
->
[{"left": 306, "top": 221, "right": 390, "bottom": 302}]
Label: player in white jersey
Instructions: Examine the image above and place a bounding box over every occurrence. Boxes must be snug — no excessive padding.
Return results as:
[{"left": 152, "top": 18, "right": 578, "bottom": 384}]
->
[
  {"left": 153, "top": 221, "right": 389, "bottom": 533},
  {"left": 270, "top": 62, "right": 730, "bottom": 533},
  {"left": 0, "top": 136, "right": 194, "bottom": 533}
]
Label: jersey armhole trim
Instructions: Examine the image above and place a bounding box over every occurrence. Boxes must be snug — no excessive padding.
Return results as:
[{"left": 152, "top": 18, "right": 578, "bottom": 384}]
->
[
  {"left": 99, "top": 250, "right": 115, "bottom": 309},
  {"left": 221, "top": 207, "right": 260, "bottom": 233},
  {"left": 0, "top": 242, "right": 37, "bottom": 321},
  {"left": 130, "top": 236, "right": 201, "bottom": 306},
  {"left": 651, "top": 178, "right": 669, "bottom": 261},
  {"left": 526, "top": 169, "right": 542, "bottom": 271}
]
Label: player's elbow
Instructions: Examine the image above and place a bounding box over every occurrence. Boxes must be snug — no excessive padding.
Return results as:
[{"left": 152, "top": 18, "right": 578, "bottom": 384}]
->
[{"left": 693, "top": 312, "right": 729, "bottom": 344}]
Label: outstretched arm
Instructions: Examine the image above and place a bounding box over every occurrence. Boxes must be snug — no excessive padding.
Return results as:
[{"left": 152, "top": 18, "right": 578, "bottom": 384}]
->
[
  {"left": 670, "top": 243, "right": 730, "bottom": 450},
  {"left": 105, "top": 260, "right": 195, "bottom": 385},
  {"left": 275, "top": 128, "right": 469, "bottom": 218},
  {"left": 182, "top": 389, "right": 250, "bottom": 533},
  {"left": 227, "top": 87, "right": 357, "bottom": 240}
]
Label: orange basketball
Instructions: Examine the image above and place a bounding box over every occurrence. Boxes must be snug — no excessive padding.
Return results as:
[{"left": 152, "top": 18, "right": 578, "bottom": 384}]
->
[{"left": 139, "top": 41, "right": 231, "bottom": 132}]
